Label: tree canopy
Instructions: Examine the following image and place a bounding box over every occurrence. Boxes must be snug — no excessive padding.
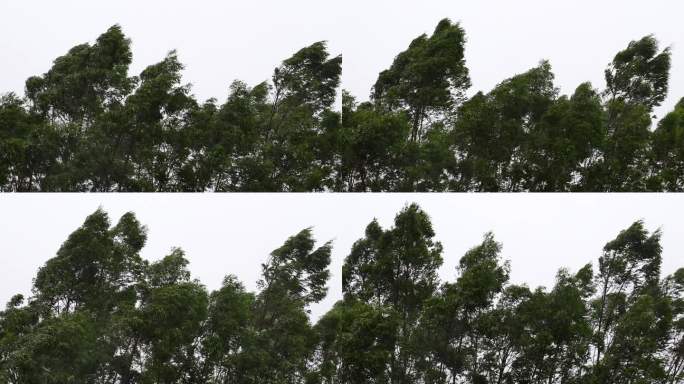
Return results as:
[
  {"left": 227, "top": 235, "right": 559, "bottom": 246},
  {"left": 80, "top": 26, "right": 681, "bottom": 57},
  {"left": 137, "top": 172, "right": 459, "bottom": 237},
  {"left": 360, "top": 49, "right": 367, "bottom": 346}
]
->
[
  {"left": 0, "top": 209, "right": 332, "bottom": 383},
  {"left": 341, "top": 20, "right": 681, "bottom": 191},
  {"left": 327, "top": 205, "right": 684, "bottom": 384},
  {"left": 2, "top": 21, "right": 683, "bottom": 191},
  {"left": 1, "top": 206, "right": 683, "bottom": 383},
  {"left": 0, "top": 25, "right": 342, "bottom": 191}
]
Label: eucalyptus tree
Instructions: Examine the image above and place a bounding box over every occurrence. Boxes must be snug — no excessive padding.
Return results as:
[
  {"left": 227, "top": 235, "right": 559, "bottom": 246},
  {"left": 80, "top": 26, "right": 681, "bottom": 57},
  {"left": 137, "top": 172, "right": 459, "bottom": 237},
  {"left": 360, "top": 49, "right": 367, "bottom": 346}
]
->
[
  {"left": 452, "top": 62, "right": 558, "bottom": 191},
  {"left": 231, "top": 42, "right": 342, "bottom": 191},
  {"left": 343, "top": 20, "right": 681, "bottom": 192},
  {"left": 372, "top": 18, "right": 470, "bottom": 142},
  {"left": 0, "top": 209, "right": 334, "bottom": 384},
  {"left": 244, "top": 229, "right": 332, "bottom": 383},
  {"left": 0, "top": 92, "right": 53, "bottom": 192},
  {"left": 651, "top": 98, "right": 684, "bottom": 190},
  {"left": 0, "top": 26, "right": 341, "bottom": 192},
  {"left": 3, "top": 22, "right": 684, "bottom": 191},
  {"left": 2, "top": 206, "right": 684, "bottom": 383},
  {"left": 662, "top": 268, "right": 684, "bottom": 384},
  {"left": 342, "top": 204, "right": 444, "bottom": 383},
  {"left": 332, "top": 91, "right": 410, "bottom": 191},
  {"left": 576, "top": 36, "right": 671, "bottom": 192},
  {"left": 587, "top": 221, "right": 670, "bottom": 383}
]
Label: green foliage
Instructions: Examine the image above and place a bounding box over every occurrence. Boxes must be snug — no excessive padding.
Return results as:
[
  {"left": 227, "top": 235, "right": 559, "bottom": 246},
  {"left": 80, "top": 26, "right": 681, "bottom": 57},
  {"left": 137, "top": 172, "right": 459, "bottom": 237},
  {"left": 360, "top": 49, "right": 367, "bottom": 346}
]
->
[
  {"left": 651, "top": 99, "right": 684, "bottom": 190},
  {"left": 338, "top": 204, "right": 683, "bottom": 384},
  {"left": 1, "top": 206, "right": 683, "bottom": 383},
  {"left": 605, "top": 35, "right": 671, "bottom": 111},
  {"left": 25, "top": 25, "right": 134, "bottom": 123},
  {"left": 1, "top": 22, "right": 682, "bottom": 191},
  {"left": 1, "top": 27, "right": 341, "bottom": 192},
  {"left": 373, "top": 18, "right": 470, "bottom": 142},
  {"left": 0, "top": 209, "right": 332, "bottom": 383},
  {"left": 314, "top": 298, "right": 398, "bottom": 384},
  {"left": 357, "top": 23, "right": 676, "bottom": 192}
]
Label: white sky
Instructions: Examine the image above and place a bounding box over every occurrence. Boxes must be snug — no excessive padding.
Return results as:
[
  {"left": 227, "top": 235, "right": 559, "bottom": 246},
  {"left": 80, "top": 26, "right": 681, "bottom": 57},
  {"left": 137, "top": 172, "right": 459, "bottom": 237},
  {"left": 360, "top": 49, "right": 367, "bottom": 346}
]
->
[
  {"left": 1, "top": 194, "right": 682, "bottom": 320},
  {"left": 1, "top": 1, "right": 682, "bottom": 119}
]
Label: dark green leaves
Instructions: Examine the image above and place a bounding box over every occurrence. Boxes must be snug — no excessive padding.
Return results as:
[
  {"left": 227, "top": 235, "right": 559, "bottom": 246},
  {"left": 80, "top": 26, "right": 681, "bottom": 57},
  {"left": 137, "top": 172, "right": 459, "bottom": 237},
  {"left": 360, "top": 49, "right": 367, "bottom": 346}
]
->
[
  {"left": 0, "top": 208, "right": 334, "bottom": 384},
  {"left": 261, "top": 228, "right": 332, "bottom": 306},
  {"left": 373, "top": 18, "right": 470, "bottom": 142},
  {"left": 605, "top": 35, "right": 671, "bottom": 111},
  {"left": 2, "top": 23, "right": 683, "bottom": 191},
  {"left": 2, "top": 27, "right": 342, "bottom": 192},
  {"left": 335, "top": 205, "right": 682, "bottom": 384},
  {"left": 1, "top": 206, "right": 683, "bottom": 383},
  {"left": 25, "top": 25, "right": 134, "bottom": 122}
]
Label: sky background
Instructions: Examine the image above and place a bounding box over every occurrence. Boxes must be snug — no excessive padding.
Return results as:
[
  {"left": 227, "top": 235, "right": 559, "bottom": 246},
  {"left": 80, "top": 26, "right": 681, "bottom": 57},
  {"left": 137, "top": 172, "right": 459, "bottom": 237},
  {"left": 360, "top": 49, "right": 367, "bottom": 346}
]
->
[
  {"left": 1, "top": 194, "right": 682, "bottom": 321},
  {"left": 1, "top": 1, "right": 682, "bottom": 119}
]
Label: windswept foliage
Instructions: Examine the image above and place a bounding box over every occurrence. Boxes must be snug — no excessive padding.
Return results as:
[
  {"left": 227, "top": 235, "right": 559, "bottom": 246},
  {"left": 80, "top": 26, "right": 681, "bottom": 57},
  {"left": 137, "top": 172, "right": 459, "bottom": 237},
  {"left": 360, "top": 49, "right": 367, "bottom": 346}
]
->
[
  {"left": 0, "top": 209, "right": 331, "bottom": 383},
  {"left": 343, "top": 21, "right": 680, "bottom": 191},
  {"left": 1, "top": 206, "right": 683, "bottom": 383},
  {"left": 325, "top": 205, "right": 684, "bottom": 384},
  {"left": 2, "top": 22, "right": 682, "bottom": 191},
  {"left": 0, "top": 25, "right": 342, "bottom": 191}
]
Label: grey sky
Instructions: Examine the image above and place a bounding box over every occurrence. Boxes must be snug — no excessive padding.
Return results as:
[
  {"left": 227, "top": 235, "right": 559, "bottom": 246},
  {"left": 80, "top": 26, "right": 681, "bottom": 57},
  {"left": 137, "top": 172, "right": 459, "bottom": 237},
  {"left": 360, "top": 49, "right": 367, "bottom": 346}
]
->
[
  {"left": 1, "top": 194, "right": 682, "bottom": 320},
  {"left": 1, "top": 1, "right": 682, "bottom": 119}
]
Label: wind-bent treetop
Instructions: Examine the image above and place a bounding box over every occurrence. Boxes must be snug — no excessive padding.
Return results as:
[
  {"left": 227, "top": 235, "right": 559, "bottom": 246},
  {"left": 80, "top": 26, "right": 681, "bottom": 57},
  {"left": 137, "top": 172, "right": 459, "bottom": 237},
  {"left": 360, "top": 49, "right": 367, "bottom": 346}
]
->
[{"left": 1, "top": 206, "right": 682, "bottom": 383}]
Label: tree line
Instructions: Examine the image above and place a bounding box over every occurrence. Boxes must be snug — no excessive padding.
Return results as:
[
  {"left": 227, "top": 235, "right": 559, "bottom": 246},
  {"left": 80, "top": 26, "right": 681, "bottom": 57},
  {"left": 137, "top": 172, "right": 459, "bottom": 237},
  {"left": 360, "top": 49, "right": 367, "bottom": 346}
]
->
[
  {"left": 342, "top": 19, "right": 683, "bottom": 191},
  {"left": 2, "top": 21, "right": 684, "bottom": 191},
  {"left": 0, "top": 25, "right": 342, "bottom": 191},
  {"left": 1, "top": 206, "right": 682, "bottom": 383}
]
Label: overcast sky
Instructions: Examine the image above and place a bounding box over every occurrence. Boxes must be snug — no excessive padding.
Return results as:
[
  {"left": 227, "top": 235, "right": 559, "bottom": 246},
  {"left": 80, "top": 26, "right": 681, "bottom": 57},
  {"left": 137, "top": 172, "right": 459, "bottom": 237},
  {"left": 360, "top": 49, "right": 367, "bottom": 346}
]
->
[
  {"left": 1, "top": 1, "right": 682, "bottom": 119},
  {"left": 1, "top": 194, "right": 682, "bottom": 320}
]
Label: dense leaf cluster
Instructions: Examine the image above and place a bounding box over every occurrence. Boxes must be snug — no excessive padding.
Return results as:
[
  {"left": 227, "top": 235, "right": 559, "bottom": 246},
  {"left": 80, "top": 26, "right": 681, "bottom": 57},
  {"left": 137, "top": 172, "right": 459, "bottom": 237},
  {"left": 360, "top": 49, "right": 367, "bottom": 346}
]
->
[
  {"left": 342, "top": 20, "right": 683, "bottom": 191},
  {"left": 1, "top": 206, "right": 682, "bottom": 383},
  {"left": 0, "top": 209, "right": 332, "bottom": 383},
  {"left": 2, "top": 21, "right": 684, "bottom": 191},
  {"left": 0, "top": 25, "right": 342, "bottom": 191},
  {"left": 329, "top": 205, "right": 684, "bottom": 384}
]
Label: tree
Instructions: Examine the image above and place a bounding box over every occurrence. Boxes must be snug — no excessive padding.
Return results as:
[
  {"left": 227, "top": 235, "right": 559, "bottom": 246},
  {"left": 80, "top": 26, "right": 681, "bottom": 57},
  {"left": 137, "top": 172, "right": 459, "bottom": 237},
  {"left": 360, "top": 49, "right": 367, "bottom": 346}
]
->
[
  {"left": 0, "top": 209, "right": 335, "bottom": 383},
  {"left": 32, "top": 209, "right": 146, "bottom": 316},
  {"left": 3, "top": 23, "right": 684, "bottom": 191},
  {"left": 651, "top": 98, "right": 684, "bottom": 190},
  {"left": 373, "top": 18, "right": 470, "bottom": 142},
  {"left": 588, "top": 221, "right": 668, "bottom": 383},
  {"left": 662, "top": 268, "right": 684, "bottom": 384},
  {"left": 604, "top": 35, "right": 671, "bottom": 112},
  {"left": 343, "top": 204, "right": 443, "bottom": 383},
  {"left": 335, "top": 205, "right": 683, "bottom": 383},
  {"left": 1, "top": 27, "right": 342, "bottom": 192},
  {"left": 25, "top": 25, "right": 134, "bottom": 124},
  {"left": 526, "top": 83, "right": 605, "bottom": 191},
  {"left": 453, "top": 62, "right": 558, "bottom": 191},
  {"left": 334, "top": 91, "right": 411, "bottom": 191},
  {"left": 242, "top": 229, "right": 332, "bottom": 383},
  {"left": 201, "top": 275, "right": 255, "bottom": 383},
  {"left": 313, "top": 298, "right": 398, "bottom": 384}
]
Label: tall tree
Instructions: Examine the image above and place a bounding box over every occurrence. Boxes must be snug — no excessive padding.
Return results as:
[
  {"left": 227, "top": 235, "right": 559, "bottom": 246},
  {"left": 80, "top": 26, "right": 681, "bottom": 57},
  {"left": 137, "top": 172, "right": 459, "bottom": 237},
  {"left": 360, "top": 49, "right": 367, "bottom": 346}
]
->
[
  {"left": 651, "top": 98, "right": 684, "bottom": 190},
  {"left": 582, "top": 36, "right": 671, "bottom": 191},
  {"left": 453, "top": 62, "right": 558, "bottom": 191},
  {"left": 589, "top": 221, "right": 665, "bottom": 382},
  {"left": 373, "top": 18, "right": 470, "bottom": 142},
  {"left": 343, "top": 204, "right": 443, "bottom": 383}
]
